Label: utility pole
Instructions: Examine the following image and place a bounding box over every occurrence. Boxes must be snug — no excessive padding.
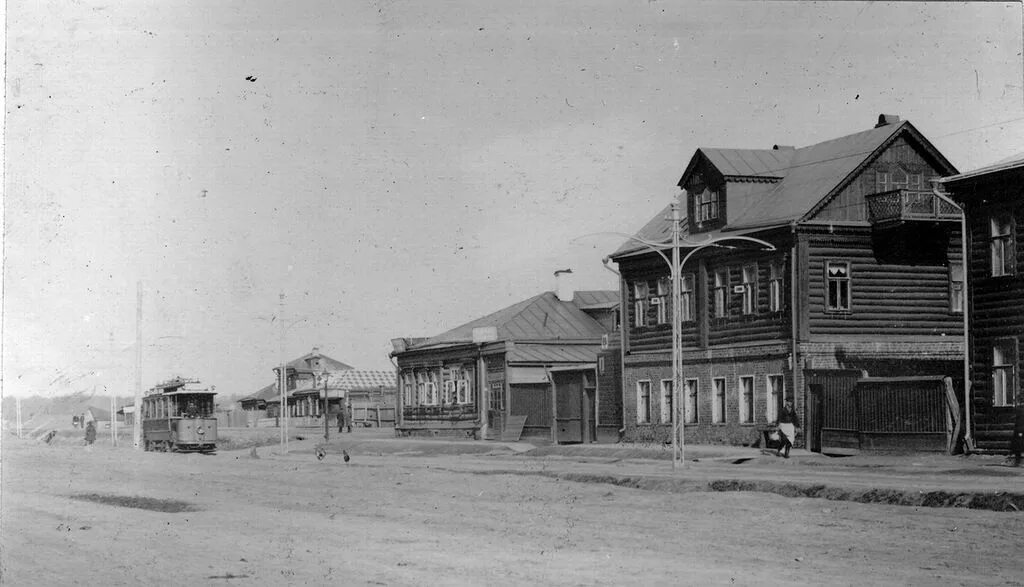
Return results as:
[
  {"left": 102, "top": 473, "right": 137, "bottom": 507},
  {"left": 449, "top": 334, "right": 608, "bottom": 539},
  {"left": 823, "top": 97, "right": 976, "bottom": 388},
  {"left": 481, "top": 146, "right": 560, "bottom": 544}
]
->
[
  {"left": 133, "top": 281, "right": 144, "bottom": 450},
  {"left": 110, "top": 393, "right": 118, "bottom": 446},
  {"left": 671, "top": 199, "right": 684, "bottom": 469},
  {"left": 279, "top": 293, "right": 288, "bottom": 453},
  {"left": 322, "top": 371, "right": 330, "bottom": 442},
  {"left": 15, "top": 396, "right": 22, "bottom": 439}
]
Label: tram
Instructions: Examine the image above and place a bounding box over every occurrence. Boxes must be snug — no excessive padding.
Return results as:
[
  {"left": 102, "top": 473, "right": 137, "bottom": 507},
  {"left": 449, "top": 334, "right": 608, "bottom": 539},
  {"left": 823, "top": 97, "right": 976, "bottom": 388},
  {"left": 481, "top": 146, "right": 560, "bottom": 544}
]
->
[{"left": 141, "top": 377, "right": 218, "bottom": 453}]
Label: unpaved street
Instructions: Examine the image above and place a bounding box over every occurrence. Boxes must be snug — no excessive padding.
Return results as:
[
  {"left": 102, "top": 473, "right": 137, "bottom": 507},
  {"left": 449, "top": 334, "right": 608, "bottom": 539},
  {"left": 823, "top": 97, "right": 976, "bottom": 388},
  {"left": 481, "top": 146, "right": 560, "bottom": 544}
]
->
[{"left": 2, "top": 436, "right": 1023, "bottom": 586}]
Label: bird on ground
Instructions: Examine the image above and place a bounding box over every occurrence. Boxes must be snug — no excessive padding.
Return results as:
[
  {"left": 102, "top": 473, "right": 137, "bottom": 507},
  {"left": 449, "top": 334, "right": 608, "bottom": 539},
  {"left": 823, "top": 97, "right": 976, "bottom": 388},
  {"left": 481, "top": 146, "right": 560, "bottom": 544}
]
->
[
  {"left": 342, "top": 450, "right": 351, "bottom": 463},
  {"left": 315, "top": 447, "right": 327, "bottom": 461}
]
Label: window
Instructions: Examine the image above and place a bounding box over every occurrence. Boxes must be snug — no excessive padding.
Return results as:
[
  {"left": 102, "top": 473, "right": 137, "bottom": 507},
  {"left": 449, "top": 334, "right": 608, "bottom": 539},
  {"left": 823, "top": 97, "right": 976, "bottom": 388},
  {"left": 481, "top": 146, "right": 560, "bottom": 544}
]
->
[
  {"left": 949, "top": 264, "right": 964, "bottom": 314},
  {"left": 825, "top": 261, "right": 851, "bottom": 312},
  {"left": 654, "top": 277, "right": 669, "bottom": 325},
  {"left": 598, "top": 356, "right": 606, "bottom": 375},
  {"left": 636, "top": 380, "right": 652, "bottom": 424},
  {"left": 426, "top": 371, "right": 439, "bottom": 406},
  {"left": 713, "top": 269, "right": 729, "bottom": 318},
  {"left": 443, "top": 380, "right": 456, "bottom": 405},
  {"left": 769, "top": 261, "right": 784, "bottom": 312},
  {"left": 685, "top": 378, "right": 699, "bottom": 424},
  {"left": 634, "top": 281, "right": 649, "bottom": 327},
  {"left": 613, "top": 308, "right": 621, "bottom": 330},
  {"left": 680, "top": 274, "right": 695, "bottom": 322},
  {"left": 456, "top": 379, "right": 469, "bottom": 404},
  {"left": 992, "top": 341, "right": 1016, "bottom": 407},
  {"left": 877, "top": 168, "right": 922, "bottom": 192},
  {"left": 875, "top": 171, "right": 890, "bottom": 191},
  {"left": 739, "top": 376, "right": 755, "bottom": 424},
  {"left": 660, "top": 379, "right": 674, "bottom": 424},
  {"left": 990, "top": 214, "right": 1014, "bottom": 277},
  {"left": 634, "top": 281, "right": 649, "bottom": 299},
  {"left": 766, "top": 375, "right": 784, "bottom": 423},
  {"left": 741, "top": 264, "right": 757, "bottom": 315},
  {"left": 402, "top": 372, "right": 415, "bottom": 406},
  {"left": 415, "top": 371, "right": 427, "bottom": 405},
  {"left": 697, "top": 188, "right": 720, "bottom": 222},
  {"left": 712, "top": 378, "right": 726, "bottom": 423}
]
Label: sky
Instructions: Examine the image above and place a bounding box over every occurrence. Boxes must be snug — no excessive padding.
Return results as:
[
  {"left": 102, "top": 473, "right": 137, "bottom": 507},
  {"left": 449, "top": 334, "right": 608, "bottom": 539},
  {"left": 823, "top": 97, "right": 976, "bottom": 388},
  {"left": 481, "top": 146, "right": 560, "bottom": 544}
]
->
[{"left": 4, "top": 0, "right": 1023, "bottom": 399}]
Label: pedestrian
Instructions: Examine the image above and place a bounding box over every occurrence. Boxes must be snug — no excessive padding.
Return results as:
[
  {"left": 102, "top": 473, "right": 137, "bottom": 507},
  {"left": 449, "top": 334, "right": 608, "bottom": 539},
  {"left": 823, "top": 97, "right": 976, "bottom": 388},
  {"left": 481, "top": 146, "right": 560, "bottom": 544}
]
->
[
  {"left": 84, "top": 420, "right": 96, "bottom": 445},
  {"left": 346, "top": 401, "right": 353, "bottom": 433},
  {"left": 777, "top": 399, "right": 799, "bottom": 459},
  {"left": 1012, "top": 404, "right": 1024, "bottom": 467},
  {"left": 337, "top": 407, "right": 346, "bottom": 434}
]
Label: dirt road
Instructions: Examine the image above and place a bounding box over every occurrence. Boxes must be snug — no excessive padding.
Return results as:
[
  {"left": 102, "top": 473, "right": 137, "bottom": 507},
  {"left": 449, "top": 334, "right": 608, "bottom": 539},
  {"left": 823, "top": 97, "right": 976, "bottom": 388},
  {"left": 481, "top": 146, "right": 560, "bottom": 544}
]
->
[{"left": 2, "top": 436, "right": 1022, "bottom": 586}]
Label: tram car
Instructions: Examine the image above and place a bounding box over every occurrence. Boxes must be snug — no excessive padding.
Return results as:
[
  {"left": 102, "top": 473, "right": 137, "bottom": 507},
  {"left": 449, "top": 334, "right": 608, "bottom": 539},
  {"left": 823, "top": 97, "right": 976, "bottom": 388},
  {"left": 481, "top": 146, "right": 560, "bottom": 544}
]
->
[{"left": 141, "top": 377, "right": 218, "bottom": 453}]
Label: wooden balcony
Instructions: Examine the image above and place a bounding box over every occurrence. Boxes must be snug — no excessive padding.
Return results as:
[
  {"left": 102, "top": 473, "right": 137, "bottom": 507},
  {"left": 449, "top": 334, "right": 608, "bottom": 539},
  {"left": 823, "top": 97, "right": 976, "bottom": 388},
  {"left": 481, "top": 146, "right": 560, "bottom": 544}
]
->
[{"left": 865, "top": 190, "right": 960, "bottom": 226}]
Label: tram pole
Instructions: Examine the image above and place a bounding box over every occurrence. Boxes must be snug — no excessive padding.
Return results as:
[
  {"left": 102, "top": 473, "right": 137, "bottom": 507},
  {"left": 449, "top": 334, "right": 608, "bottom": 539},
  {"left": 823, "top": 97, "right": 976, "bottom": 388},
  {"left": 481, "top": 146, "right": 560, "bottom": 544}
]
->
[{"left": 133, "top": 281, "right": 144, "bottom": 450}]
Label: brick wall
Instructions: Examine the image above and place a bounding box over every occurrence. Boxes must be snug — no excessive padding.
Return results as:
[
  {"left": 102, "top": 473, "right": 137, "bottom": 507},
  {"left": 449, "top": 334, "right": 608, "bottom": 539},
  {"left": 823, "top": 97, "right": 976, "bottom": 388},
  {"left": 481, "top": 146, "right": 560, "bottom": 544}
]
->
[{"left": 622, "top": 344, "right": 791, "bottom": 446}]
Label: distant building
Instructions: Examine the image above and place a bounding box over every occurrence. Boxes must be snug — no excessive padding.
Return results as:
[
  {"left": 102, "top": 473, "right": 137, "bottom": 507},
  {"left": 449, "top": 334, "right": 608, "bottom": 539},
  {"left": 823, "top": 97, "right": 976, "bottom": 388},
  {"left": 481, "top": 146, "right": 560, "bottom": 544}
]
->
[
  {"left": 238, "top": 347, "right": 353, "bottom": 424},
  {"left": 942, "top": 153, "right": 1024, "bottom": 454},
  {"left": 392, "top": 271, "right": 620, "bottom": 442}
]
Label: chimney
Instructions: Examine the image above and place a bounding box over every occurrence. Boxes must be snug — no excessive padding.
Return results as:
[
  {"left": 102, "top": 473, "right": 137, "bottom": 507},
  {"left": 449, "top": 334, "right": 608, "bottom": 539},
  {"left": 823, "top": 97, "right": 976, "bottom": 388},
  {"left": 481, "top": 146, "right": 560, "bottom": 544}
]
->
[
  {"left": 311, "top": 346, "right": 321, "bottom": 357},
  {"left": 554, "top": 269, "right": 574, "bottom": 302},
  {"left": 875, "top": 114, "right": 901, "bottom": 128}
]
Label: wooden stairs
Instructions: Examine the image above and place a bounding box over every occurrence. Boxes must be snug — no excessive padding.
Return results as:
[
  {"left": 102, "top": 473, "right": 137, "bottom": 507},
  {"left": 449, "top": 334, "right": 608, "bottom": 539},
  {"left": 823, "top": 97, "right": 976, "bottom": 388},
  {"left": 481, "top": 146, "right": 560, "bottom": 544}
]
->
[{"left": 500, "top": 415, "right": 528, "bottom": 442}]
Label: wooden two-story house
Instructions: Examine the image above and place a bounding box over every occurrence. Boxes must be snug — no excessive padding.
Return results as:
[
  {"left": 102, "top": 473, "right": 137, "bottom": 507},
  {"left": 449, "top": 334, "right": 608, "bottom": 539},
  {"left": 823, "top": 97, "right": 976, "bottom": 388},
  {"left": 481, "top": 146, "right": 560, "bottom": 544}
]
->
[
  {"left": 610, "top": 115, "right": 965, "bottom": 452},
  {"left": 942, "top": 153, "right": 1024, "bottom": 454},
  {"left": 391, "top": 273, "right": 620, "bottom": 443}
]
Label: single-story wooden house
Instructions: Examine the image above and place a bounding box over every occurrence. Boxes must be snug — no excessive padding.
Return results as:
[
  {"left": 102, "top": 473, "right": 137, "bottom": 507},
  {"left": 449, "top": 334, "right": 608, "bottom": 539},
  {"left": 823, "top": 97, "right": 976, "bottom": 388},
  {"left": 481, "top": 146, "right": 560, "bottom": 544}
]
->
[{"left": 392, "top": 272, "right": 621, "bottom": 443}]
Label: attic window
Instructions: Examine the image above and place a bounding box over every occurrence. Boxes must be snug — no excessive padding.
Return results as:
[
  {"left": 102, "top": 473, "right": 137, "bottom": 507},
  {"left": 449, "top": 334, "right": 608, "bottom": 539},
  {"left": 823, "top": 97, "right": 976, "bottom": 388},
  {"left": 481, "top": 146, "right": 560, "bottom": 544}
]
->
[
  {"left": 697, "top": 188, "right": 720, "bottom": 222},
  {"left": 876, "top": 168, "right": 923, "bottom": 192}
]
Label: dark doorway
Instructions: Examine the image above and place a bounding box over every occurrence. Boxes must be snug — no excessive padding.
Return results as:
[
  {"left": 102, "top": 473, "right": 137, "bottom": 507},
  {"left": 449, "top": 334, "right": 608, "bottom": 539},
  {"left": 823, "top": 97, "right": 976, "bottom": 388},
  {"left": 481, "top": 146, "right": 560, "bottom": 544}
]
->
[{"left": 808, "top": 384, "right": 823, "bottom": 453}]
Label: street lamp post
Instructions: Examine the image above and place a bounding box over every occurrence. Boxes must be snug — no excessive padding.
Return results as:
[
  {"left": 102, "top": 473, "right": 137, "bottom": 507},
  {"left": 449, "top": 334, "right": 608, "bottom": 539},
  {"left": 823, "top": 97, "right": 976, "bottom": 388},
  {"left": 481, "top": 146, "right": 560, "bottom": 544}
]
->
[{"left": 582, "top": 191, "right": 776, "bottom": 470}]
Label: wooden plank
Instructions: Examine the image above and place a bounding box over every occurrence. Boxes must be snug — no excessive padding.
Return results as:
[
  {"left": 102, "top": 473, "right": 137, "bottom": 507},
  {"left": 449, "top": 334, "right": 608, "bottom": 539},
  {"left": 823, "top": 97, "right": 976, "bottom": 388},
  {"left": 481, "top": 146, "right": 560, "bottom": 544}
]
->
[{"left": 501, "top": 415, "right": 528, "bottom": 442}]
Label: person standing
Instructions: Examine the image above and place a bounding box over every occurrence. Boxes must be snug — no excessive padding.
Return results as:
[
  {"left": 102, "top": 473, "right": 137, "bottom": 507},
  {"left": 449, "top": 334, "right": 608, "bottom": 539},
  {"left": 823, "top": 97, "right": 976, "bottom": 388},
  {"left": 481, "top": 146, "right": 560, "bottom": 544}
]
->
[
  {"left": 777, "top": 399, "right": 799, "bottom": 458},
  {"left": 337, "top": 406, "right": 346, "bottom": 434},
  {"left": 84, "top": 420, "right": 97, "bottom": 445}
]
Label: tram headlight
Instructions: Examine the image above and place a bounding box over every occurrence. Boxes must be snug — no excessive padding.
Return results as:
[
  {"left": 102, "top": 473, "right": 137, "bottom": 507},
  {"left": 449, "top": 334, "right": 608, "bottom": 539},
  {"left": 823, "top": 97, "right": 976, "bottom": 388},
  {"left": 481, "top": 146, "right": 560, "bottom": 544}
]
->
[{"left": 197, "top": 426, "right": 205, "bottom": 435}]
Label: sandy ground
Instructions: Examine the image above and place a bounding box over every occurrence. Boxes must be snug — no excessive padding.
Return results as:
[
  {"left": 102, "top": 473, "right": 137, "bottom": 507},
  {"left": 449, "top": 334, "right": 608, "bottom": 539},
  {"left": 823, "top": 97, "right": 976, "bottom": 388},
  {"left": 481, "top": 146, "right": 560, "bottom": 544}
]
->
[{"left": 2, "top": 429, "right": 1023, "bottom": 586}]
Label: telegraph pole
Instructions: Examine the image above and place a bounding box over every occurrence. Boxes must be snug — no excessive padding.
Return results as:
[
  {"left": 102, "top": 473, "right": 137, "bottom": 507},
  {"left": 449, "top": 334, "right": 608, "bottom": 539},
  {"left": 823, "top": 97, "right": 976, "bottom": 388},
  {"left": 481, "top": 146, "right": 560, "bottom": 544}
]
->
[
  {"left": 133, "top": 281, "right": 143, "bottom": 449},
  {"left": 279, "top": 293, "right": 288, "bottom": 453}
]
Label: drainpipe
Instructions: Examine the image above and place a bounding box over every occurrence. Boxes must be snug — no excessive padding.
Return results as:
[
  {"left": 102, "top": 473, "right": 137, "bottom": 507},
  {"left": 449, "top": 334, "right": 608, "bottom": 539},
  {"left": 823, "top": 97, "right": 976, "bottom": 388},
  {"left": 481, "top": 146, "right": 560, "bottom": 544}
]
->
[
  {"left": 604, "top": 256, "right": 628, "bottom": 439},
  {"left": 932, "top": 184, "right": 973, "bottom": 451},
  {"left": 790, "top": 222, "right": 801, "bottom": 430}
]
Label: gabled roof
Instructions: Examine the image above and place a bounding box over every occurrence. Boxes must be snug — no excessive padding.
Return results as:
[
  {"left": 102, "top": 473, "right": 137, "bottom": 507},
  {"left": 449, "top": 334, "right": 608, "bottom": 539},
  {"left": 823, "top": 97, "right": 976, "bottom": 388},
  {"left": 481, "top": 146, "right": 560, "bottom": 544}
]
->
[
  {"left": 402, "top": 290, "right": 617, "bottom": 352},
  {"left": 278, "top": 350, "right": 354, "bottom": 374},
  {"left": 614, "top": 118, "right": 957, "bottom": 258}
]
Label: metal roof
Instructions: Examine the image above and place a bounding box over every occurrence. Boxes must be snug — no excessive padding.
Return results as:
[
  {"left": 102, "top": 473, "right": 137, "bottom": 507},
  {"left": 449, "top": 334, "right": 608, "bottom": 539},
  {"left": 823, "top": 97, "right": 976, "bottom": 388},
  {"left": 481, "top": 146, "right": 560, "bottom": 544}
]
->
[
  {"left": 332, "top": 370, "right": 396, "bottom": 390},
  {"left": 572, "top": 290, "right": 620, "bottom": 310},
  {"left": 506, "top": 343, "right": 602, "bottom": 364},
  {"left": 613, "top": 119, "right": 958, "bottom": 258},
  {"left": 701, "top": 148, "right": 793, "bottom": 178},
  {"left": 404, "top": 291, "right": 615, "bottom": 351},
  {"left": 941, "top": 151, "right": 1024, "bottom": 184},
  {"left": 280, "top": 350, "right": 354, "bottom": 374}
]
